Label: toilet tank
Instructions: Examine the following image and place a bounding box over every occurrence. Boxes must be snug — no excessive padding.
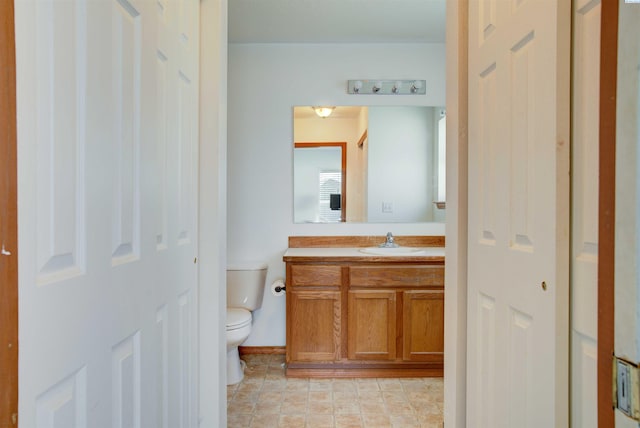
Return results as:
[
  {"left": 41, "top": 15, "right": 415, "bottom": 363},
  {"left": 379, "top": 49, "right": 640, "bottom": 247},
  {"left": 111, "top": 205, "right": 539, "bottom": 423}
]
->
[{"left": 226, "top": 262, "right": 268, "bottom": 311}]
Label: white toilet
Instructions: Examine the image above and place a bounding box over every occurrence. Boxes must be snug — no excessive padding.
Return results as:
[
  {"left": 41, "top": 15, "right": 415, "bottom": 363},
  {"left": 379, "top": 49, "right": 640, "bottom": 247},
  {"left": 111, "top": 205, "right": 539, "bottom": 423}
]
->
[{"left": 226, "top": 262, "right": 267, "bottom": 385}]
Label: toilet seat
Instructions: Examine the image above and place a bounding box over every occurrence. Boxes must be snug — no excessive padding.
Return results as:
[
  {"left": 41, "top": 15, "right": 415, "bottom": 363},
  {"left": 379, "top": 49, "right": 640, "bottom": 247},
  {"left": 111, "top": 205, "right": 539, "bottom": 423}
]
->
[{"left": 227, "top": 308, "right": 251, "bottom": 330}]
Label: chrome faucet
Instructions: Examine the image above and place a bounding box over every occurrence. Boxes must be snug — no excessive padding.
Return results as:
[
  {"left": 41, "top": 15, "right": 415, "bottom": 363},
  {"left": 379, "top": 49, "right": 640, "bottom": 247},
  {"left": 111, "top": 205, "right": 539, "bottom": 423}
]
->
[{"left": 379, "top": 232, "right": 399, "bottom": 248}]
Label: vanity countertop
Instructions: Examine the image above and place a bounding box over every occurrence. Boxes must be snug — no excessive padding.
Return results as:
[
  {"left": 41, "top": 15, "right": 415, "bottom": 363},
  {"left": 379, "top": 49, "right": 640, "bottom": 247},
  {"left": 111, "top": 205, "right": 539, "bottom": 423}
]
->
[{"left": 283, "top": 247, "right": 445, "bottom": 263}]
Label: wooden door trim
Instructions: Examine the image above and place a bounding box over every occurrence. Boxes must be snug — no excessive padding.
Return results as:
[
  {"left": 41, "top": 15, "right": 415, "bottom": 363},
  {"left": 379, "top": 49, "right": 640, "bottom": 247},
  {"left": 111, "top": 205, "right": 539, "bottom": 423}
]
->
[
  {"left": 0, "top": 0, "right": 19, "bottom": 425},
  {"left": 598, "top": 0, "right": 618, "bottom": 426}
]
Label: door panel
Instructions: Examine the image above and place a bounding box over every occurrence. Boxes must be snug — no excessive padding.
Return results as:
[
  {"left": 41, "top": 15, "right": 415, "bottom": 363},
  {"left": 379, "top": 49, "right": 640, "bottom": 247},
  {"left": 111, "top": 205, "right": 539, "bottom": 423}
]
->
[
  {"left": 572, "top": 0, "right": 600, "bottom": 426},
  {"left": 15, "top": 0, "right": 200, "bottom": 426},
  {"left": 467, "top": 0, "right": 570, "bottom": 426}
]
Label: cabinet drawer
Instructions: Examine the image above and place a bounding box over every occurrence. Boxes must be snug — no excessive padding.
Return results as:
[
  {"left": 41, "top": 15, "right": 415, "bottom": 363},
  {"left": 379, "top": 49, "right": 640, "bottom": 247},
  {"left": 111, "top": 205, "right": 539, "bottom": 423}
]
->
[
  {"left": 290, "top": 264, "right": 342, "bottom": 287},
  {"left": 350, "top": 265, "right": 444, "bottom": 287}
]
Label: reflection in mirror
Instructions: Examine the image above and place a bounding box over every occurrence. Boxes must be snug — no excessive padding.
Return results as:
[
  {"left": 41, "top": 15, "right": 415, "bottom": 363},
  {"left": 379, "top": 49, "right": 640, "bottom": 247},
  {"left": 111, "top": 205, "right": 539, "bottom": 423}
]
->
[
  {"left": 294, "top": 142, "right": 346, "bottom": 223},
  {"left": 293, "top": 106, "right": 446, "bottom": 223}
]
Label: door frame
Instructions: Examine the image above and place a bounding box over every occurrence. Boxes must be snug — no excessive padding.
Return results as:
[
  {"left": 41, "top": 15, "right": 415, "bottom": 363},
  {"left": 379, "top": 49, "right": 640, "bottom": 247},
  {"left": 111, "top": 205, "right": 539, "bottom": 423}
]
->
[
  {"left": 597, "top": 1, "right": 618, "bottom": 427},
  {"left": 0, "top": 0, "right": 19, "bottom": 425},
  {"left": 443, "top": 0, "right": 468, "bottom": 426}
]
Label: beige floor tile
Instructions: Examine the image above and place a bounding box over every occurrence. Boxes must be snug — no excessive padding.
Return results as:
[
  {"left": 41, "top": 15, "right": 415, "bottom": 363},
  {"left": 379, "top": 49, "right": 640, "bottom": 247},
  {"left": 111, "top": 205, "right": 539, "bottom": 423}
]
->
[
  {"left": 306, "top": 414, "right": 334, "bottom": 427},
  {"left": 377, "top": 378, "right": 403, "bottom": 391},
  {"left": 308, "top": 390, "right": 332, "bottom": 402},
  {"left": 358, "top": 390, "right": 384, "bottom": 402},
  {"left": 226, "top": 354, "right": 443, "bottom": 427},
  {"left": 382, "top": 390, "right": 408, "bottom": 404},
  {"left": 262, "top": 378, "right": 287, "bottom": 390},
  {"left": 234, "top": 390, "right": 260, "bottom": 402},
  {"left": 307, "top": 400, "right": 334, "bottom": 415},
  {"left": 249, "top": 413, "right": 279, "bottom": 428},
  {"left": 283, "top": 390, "right": 309, "bottom": 404},
  {"left": 384, "top": 401, "right": 415, "bottom": 416},
  {"left": 389, "top": 414, "right": 421, "bottom": 428},
  {"left": 227, "top": 399, "right": 256, "bottom": 415},
  {"left": 334, "top": 414, "right": 364, "bottom": 428},
  {"left": 333, "top": 400, "right": 360, "bottom": 414},
  {"left": 417, "top": 411, "right": 444, "bottom": 427},
  {"left": 279, "top": 414, "right": 306, "bottom": 427},
  {"left": 362, "top": 412, "right": 392, "bottom": 427},
  {"left": 281, "top": 401, "right": 308, "bottom": 415},
  {"left": 359, "top": 401, "right": 387, "bottom": 414},
  {"left": 257, "top": 390, "right": 283, "bottom": 403},
  {"left": 356, "top": 379, "right": 381, "bottom": 391},
  {"left": 309, "top": 378, "right": 333, "bottom": 391},
  {"left": 286, "top": 378, "right": 310, "bottom": 391},
  {"left": 254, "top": 401, "right": 281, "bottom": 415},
  {"left": 227, "top": 412, "right": 253, "bottom": 428},
  {"left": 333, "top": 390, "right": 358, "bottom": 401},
  {"left": 332, "top": 379, "right": 357, "bottom": 392}
]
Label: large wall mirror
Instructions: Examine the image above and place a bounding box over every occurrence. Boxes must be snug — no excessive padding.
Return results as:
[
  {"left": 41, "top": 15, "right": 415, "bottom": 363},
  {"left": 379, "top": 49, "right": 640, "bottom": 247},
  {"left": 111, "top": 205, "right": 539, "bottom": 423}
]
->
[{"left": 293, "top": 105, "right": 446, "bottom": 224}]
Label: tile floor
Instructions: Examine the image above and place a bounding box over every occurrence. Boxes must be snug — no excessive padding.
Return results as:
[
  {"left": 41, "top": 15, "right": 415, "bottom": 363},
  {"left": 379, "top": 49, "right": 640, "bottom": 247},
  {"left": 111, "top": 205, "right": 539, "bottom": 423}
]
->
[{"left": 227, "top": 354, "right": 444, "bottom": 428}]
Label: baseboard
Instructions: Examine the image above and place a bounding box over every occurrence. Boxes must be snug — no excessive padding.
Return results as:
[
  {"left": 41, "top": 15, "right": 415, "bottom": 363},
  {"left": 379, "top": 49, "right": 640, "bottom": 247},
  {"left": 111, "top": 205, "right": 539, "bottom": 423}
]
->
[{"left": 239, "top": 346, "right": 286, "bottom": 355}]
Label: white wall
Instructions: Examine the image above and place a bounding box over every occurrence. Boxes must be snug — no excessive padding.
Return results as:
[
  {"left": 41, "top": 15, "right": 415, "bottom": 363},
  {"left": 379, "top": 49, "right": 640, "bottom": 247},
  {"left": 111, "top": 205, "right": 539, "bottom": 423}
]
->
[{"left": 228, "top": 42, "right": 446, "bottom": 346}]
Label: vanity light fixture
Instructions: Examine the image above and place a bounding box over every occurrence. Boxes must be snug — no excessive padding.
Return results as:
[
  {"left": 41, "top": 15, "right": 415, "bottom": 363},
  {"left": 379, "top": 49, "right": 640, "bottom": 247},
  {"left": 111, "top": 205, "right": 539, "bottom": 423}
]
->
[
  {"left": 312, "top": 106, "right": 335, "bottom": 118},
  {"left": 347, "top": 79, "right": 426, "bottom": 95}
]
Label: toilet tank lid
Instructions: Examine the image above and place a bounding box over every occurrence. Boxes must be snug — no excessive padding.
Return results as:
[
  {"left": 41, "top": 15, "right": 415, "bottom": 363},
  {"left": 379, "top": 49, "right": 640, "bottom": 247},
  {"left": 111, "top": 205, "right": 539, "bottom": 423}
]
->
[{"left": 227, "top": 261, "right": 268, "bottom": 271}]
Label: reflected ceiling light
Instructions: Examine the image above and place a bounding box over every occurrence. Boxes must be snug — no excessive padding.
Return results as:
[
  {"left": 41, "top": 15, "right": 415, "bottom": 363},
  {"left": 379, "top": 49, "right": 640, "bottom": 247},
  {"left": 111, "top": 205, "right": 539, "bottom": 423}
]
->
[{"left": 313, "top": 106, "right": 335, "bottom": 118}]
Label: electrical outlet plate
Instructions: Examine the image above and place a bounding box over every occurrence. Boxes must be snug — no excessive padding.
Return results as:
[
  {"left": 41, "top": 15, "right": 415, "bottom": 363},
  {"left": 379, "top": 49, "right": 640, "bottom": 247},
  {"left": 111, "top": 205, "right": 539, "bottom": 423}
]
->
[{"left": 613, "top": 356, "right": 640, "bottom": 421}]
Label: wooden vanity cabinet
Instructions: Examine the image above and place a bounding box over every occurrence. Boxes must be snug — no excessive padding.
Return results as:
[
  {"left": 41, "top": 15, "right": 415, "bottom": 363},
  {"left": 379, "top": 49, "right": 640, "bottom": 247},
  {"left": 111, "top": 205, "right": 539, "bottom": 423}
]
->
[
  {"left": 285, "top": 259, "right": 444, "bottom": 377},
  {"left": 403, "top": 289, "right": 444, "bottom": 362},
  {"left": 285, "top": 264, "right": 343, "bottom": 363},
  {"left": 347, "top": 290, "right": 397, "bottom": 360}
]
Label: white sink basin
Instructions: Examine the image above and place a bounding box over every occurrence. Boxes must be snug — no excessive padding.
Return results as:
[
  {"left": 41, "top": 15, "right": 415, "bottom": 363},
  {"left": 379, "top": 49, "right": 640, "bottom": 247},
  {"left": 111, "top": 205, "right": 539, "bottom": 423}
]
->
[{"left": 359, "top": 247, "right": 426, "bottom": 256}]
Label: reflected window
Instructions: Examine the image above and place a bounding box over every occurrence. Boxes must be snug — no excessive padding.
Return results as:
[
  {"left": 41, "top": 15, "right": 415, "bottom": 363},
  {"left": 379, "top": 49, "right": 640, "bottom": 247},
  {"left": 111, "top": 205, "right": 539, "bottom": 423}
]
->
[{"left": 318, "top": 171, "right": 342, "bottom": 222}]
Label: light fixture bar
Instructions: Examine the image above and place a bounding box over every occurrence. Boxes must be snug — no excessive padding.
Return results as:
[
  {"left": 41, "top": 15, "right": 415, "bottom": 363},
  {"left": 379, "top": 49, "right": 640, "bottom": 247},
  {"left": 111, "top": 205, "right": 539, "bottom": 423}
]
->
[{"left": 347, "top": 80, "right": 426, "bottom": 95}]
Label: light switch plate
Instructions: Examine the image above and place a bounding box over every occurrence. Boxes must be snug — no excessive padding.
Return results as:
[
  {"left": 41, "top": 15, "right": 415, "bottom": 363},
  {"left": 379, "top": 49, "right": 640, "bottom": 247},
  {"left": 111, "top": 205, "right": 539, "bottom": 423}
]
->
[
  {"left": 614, "top": 356, "right": 640, "bottom": 420},
  {"left": 617, "top": 360, "right": 632, "bottom": 415}
]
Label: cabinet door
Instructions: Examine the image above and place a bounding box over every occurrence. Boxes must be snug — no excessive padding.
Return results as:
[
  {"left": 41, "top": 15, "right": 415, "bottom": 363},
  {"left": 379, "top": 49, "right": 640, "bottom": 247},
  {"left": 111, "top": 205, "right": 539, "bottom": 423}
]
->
[
  {"left": 288, "top": 289, "right": 341, "bottom": 362},
  {"left": 348, "top": 290, "right": 396, "bottom": 360},
  {"left": 403, "top": 290, "right": 444, "bottom": 362}
]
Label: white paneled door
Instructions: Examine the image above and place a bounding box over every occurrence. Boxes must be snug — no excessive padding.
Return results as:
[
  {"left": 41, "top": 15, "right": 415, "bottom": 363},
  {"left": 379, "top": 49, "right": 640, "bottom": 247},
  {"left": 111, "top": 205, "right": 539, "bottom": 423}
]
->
[
  {"left": 467, "top": 0, "right": 570, "bottom": 427},
  {"left": 15, "top": 0, "right": 200, "bottom": 427}
]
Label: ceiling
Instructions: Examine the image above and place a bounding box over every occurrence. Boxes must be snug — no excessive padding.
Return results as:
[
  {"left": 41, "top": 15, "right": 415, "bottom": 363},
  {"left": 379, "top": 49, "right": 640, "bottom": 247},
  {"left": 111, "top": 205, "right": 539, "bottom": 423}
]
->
[{"left": 228, "top": 0, "right": 447, "bottom": 44}]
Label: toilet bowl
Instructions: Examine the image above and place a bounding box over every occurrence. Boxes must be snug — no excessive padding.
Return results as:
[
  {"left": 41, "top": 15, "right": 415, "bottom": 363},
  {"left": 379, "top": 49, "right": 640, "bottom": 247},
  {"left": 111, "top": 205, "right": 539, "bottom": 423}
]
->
[
  {"left": 226, "top": 262, "right": 267, "bottom": 385},
  {"left": 226, "top": 308, "right": 253, "bottom": 385}
]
